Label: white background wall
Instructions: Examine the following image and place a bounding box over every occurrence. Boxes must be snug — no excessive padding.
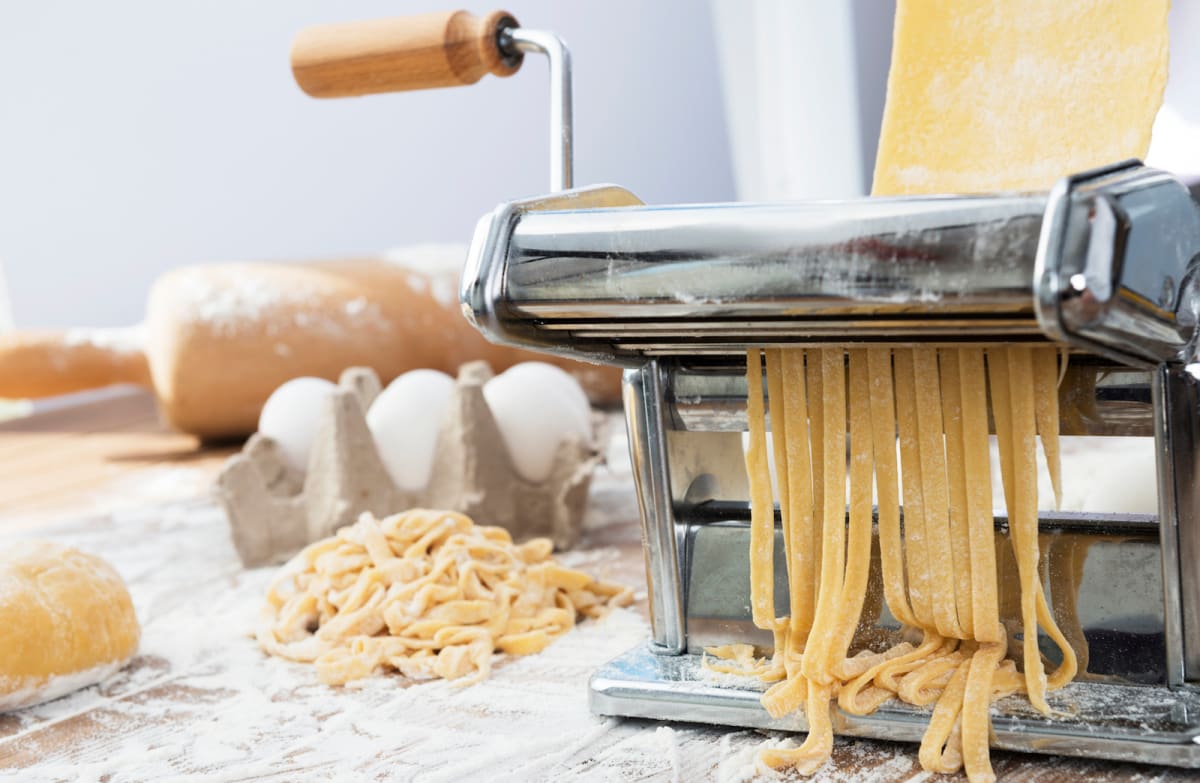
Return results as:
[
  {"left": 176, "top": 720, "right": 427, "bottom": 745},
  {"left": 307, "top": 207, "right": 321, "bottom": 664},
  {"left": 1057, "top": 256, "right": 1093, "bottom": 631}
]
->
[
  {"left": 710, "top": 0, "right": 894, "bottom": 201},
  {"left": 4, "top": 2, "right": 1195, "bottom": 333},
  {"left": 0, "top": 1, "right": 735, "bottom": 329}
]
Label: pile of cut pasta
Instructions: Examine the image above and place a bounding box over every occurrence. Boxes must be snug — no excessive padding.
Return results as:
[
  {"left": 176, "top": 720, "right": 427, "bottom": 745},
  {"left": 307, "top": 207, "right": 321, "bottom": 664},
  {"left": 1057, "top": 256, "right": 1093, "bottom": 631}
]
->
[
  {"left": 258, "top": 509, "right": 632, "bottom": 686},
  {"left": 708, "top": 346, "right": 1074, "bottom": 783}
]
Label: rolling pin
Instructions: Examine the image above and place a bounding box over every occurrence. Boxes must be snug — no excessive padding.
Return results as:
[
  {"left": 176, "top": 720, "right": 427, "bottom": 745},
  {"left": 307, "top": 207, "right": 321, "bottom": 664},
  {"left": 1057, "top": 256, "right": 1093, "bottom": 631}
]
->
[{"left": 0, "top": 257, "right": 621, "bottom": 439}]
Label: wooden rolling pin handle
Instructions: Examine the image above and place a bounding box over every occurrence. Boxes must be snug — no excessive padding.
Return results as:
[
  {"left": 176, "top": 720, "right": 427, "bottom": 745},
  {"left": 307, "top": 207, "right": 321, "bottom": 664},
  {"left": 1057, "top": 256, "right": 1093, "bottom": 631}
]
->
[
  {"left": 291, "top": 10, "right": 523, "bottom": 98},
  {"left": 0, "top": 329, "right": 152, "bottom": 399}
]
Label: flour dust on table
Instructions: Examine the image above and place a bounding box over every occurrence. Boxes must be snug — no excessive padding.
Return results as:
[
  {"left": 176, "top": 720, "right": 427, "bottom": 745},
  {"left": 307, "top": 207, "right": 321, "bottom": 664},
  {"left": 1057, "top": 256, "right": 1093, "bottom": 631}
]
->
[{"left": 0, "top": 496, "right": 657, "bottom": 781}]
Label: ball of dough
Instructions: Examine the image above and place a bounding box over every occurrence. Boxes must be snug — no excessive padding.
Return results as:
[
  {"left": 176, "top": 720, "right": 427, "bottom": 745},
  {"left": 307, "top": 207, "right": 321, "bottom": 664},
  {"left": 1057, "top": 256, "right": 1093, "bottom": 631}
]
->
[
  {"left": 0, "top": 541, "right": 140, "bottom": 712},
  {"left": 257, "top": 377, "right": 338, "bottom": 474},
  {"left": 366, "top": 369, "right": 456, "bottom": 491}
]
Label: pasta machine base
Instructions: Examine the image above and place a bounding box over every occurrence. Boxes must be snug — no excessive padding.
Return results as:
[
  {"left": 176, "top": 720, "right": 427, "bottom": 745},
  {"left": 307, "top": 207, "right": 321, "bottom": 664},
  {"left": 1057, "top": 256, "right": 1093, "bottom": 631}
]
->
[
  {"left": 589, "top": 645, "right": 1200, "bottom": 767},
  {"left": 590, "top": 517, "right": 1200, "bottom": 766}
]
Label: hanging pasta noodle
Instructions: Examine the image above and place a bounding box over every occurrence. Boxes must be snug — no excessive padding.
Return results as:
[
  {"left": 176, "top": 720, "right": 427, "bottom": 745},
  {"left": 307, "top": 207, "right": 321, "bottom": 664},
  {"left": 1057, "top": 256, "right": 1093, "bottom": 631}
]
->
[
  {"left": 893, "top": 349, "right": 932, "bottom": 628},
  {"left": 709, "top": 345, "right": 1073, "bottom": 781},
  {"left": 866, "top": 348, "right": 915, "bottom": 630},
  {"left": 781, "top": 349, "right": 816, "bottom": 668},
  {"left": 745, "top": 349, "right": 781, "bottom": 637}
]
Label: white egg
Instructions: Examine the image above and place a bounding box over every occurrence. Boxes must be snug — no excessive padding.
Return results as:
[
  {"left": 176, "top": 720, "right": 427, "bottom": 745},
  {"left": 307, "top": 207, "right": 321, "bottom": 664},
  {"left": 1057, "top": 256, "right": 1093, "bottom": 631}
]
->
[
  {"left": 367, "top": 369, "right": 456, "bottom": 492},
  {"left": 493, "top": 362, "right": 592, "bottom": 430},
  {"left": 257, "top": 377, "right": 338, "bottom": 473},
  {"left": 483, "top": 364, "right": 593, "bottom": 483}
]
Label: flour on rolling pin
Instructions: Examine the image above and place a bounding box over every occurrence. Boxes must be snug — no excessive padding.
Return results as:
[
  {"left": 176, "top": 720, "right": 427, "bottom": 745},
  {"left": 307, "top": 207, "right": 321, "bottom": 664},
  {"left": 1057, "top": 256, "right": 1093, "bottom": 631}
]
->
[
  {"left": 167, "top": 271, "right": 390, "bottom": 346},
  {"left": 62, "top": 326, "right": 145, "bottom": 355},
  {"left": 382, "top": 242, "right": 469, "bottom": 309},
  {"left": 218, "top": 362, "right": 604, "bottom": 566}
]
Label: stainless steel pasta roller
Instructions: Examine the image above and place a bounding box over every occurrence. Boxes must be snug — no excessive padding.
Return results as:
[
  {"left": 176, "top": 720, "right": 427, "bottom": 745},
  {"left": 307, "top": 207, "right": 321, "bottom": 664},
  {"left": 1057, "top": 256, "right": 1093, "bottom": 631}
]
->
[
  {"left": 461, "top": 152, "right": 1200, "bottom": 765},
  {"left": 294, "top": 12, "right": 1200, "bottom": 768}
]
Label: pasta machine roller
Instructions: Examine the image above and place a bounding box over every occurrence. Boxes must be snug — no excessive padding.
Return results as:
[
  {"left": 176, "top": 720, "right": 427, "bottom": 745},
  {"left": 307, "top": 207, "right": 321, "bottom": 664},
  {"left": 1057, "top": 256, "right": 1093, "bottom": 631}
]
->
[
  {"left": 290, "top": 8, "right": 1200, "bottom": 769},
  {"left": 462, "top": 161, "right": 1200, "bottom": 766}
]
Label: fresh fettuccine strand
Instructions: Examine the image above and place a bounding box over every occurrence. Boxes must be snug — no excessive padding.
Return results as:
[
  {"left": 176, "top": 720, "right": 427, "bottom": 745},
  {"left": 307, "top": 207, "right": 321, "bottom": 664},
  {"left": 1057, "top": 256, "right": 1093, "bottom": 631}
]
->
[
  {"left": 913, "top": 348, "right": 964, "bottom": 640},
  {"left": 801, "top": 348, "right": 849, "bottom": 682},
  {"left": 831, "top": 350, "right": 878, "bottom": 672},
  {"left": 919, "top": 658, "right": 970, "bottom": 773},
  {"left": 960, "top": 349, "right": 1001, "bottom": 645},
  {"left": 866, "top": 348, "right": 917, "bottom": 628},
  {"left": 1033, "top": 348, "right": 1064, "bottom": 509},
  {"left": 1003, "top": 349, "right": 1079, "bottom": 703},
  {"left": 745, "top": 349, "right": 781, "bottom": 632},
  {"left": 1004, "top": 346, "right": 1050, "bottom": 712},
  {"left": 765, "top": 349, "right": 792, "bottom": 587},
  {"left": 940, "top": 349, "right": 974, "bottom": 639},
  {"left": 782, "top": 350, "right": 817, "bottom": 659},
  {"left": 893, "top": 349, "right": 933, "bottom": 627},
  {"left": 807, "top": 351, "right": 826, "bottom": 596},
  {"left": 1049, "top": 535, "right": 1091, "bottom": 678},
  {"left": 961, "top": 634, "right": 1008, "bottom": 783},
  {"left": 759, "top": 682, "right": 835, "bottom": 775}
]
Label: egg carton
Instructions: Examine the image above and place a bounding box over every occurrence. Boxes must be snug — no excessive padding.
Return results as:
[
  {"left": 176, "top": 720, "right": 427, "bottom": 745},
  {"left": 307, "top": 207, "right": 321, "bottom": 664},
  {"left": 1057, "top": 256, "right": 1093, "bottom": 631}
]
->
[{"left": 216, "top": 362, "right": 604, "bottom": 567}]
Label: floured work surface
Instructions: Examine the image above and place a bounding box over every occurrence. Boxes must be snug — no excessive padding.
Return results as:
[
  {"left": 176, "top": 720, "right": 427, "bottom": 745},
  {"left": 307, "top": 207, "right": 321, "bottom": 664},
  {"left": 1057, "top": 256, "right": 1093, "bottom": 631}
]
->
[{"left": 1, "top": 401, "right": 1199, "bottom": 781}]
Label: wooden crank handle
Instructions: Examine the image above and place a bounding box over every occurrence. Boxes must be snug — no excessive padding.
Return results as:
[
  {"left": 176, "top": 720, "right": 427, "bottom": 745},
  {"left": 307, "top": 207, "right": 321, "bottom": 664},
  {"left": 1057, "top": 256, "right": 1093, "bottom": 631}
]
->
[
  {"left": 0, "top": 329, "right": 151, "bottom": 399},
  {"left": 291, "top": 10, "right": 523, "bottom": 98}
]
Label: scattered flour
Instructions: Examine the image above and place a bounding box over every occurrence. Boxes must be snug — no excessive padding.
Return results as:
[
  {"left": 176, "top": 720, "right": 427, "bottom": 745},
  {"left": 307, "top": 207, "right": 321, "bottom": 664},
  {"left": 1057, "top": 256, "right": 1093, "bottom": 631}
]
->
[
  {"left": 696, "top": 662, "right": 770, "bottom": 691},
  {"left": 0, "top": 401, "right": 30, "bottom": 423},
  {"left": 0, "top": 490, "right": 697, "bottom": 782},
  {"left": 718, "top": 735, "right": 795, "bottom": 783},
  {"left": 382, "top": 244, "right": 468, "bottom": 309},
  {"left": 170, "top": 268, "right": 391, "bottom": 340},
  {"left": 178, "top": 273, "right": 289, "bottom": 333},
  {"left": 62, "top": 326, "right": 145, "bottom": 355},
  {"left": 3, "top": 413, "right": 1125, "bottom": 781},
  {"left": 0, "top": 661, "right": 127, "bottom": 713},
  {"left": 86, "top": 467, "right": 211, "bottom": 515}
]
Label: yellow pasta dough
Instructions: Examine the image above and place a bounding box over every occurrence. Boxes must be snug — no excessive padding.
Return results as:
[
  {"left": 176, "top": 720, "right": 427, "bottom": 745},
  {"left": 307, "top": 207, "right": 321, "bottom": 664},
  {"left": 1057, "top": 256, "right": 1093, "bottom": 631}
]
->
[
  {"left": 258, "top": 509, "right": 632, "bottom": 686},
  {"left": 0, "top": 541, "right": 140, "bottom": 712},
  {"left": 873, "top": 0, "right": 1169, "bottom": 195}
]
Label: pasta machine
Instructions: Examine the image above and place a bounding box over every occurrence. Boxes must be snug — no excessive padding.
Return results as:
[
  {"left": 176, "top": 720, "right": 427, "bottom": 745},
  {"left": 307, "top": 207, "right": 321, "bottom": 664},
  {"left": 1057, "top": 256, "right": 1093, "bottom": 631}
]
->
[
  {"left": 452, "top": 42, "right": 1200, "bottom": 765},
  {"left": 462, "top": 159, "right": 1200, "bottom": 766},
  {"left": 289, "top": 8, "right": 1200, "bottom": 768},
  {"left": 451, "top": 53, "right": 1200, "bottom": 758}
]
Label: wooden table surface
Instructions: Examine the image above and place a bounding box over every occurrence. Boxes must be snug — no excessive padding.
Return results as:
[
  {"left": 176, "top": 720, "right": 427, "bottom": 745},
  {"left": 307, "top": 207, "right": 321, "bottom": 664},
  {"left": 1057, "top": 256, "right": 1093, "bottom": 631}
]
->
[{"left": 0, "top": 389, "right": 1196, "bottom": 782}]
